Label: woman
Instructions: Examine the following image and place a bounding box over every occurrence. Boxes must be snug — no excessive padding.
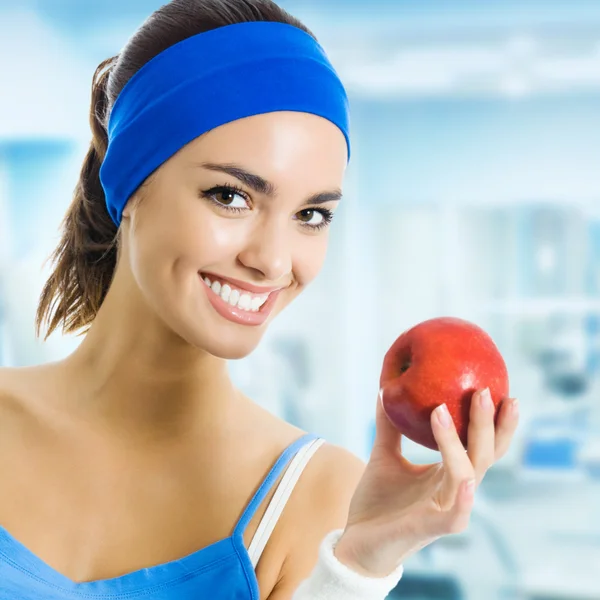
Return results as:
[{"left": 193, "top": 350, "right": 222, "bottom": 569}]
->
[{"left": 0, "top": 0, "right": 519, "bottom": 598}]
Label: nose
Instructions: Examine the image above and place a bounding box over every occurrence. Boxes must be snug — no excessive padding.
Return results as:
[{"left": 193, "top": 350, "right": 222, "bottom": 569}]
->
[{"left": 237, "top": 217, "right": 293, "bottom": 283}]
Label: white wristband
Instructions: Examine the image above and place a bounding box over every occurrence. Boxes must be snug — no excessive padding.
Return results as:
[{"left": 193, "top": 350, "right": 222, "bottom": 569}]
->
[{"left": 292, "top": 529, "right": 404, "bottom": 600}]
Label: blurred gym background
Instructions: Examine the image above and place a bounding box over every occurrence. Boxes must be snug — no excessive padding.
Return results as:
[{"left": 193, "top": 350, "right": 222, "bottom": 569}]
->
[{"left": 1, "top": 1, "right": 599, "bottom": 598}]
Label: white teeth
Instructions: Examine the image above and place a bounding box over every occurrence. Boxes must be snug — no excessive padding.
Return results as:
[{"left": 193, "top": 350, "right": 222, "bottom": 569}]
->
[
  {"left": 238, "top": 293, "right": 251, "bottom": 310},
  {"left": 202, "top": 274, "right": 272, "bottom": 312},
  {"left": 229, "top": 289, "right": 240, "bottom": 306},
  {"left": 220, "top": 284, "right": 231, "bottom": 302}
]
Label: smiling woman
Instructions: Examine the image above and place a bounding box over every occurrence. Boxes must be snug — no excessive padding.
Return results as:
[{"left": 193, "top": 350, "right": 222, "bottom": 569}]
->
[
  {"left": 99, "top": 110, "right": 347, "bottom": 361},
  {"left": 0, "top": 0, "right": 519, "bottom": 599}
]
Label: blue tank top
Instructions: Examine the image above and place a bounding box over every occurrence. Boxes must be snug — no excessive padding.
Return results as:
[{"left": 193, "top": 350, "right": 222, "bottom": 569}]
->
[{"left": 0, "top": 433, "right": 319, "bottom": 599}]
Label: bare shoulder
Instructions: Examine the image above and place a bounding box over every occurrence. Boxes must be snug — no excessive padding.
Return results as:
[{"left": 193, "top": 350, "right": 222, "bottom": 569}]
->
[
  {"left": 0, "top": 364, "right": 55, "bottom": 425},
  {"left": 0, "top": 367, "right": 30, "bottom": 453},
  {"left": 0, "top": 366, "right": 24, "bottom": 413},
  {"left": 269, "top": 440, "right": 367, "bottom": 597},
  {"left": 250, "top": 403, "right": 368, "bottom": 498},
  {"left": 307, "top": 441, "right": 367, "bottom": 507}
]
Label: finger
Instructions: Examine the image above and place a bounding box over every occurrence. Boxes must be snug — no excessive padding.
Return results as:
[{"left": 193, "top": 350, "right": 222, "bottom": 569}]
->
[
  {"left": 373, "top": 388, "right": 403, "bottom": 453},
  {"left": 431, "top": 404, "right": 474, "bottom": 508},
  {"left": 494, "top": 397, "right": 519, "bottom": 460},
  {"left": 424, "top": 477, "right": 476, "bottom": 538},
  {"left": 467, "top": 388, "right": 496, "bottom": 484},
  {"left": 446, "top": 478, "right": 476, "bottom": 534}
]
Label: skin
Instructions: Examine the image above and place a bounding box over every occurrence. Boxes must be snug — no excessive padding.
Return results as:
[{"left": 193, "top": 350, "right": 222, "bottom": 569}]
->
[
  {"left": 0, "top": 109, "right": 519, "bottom": 599},
  {"left": 0, "top": 111, "right": 359, "bottom": 598},
  {"left": 333, "top": 388, "right": 520, "bottom": 579}
]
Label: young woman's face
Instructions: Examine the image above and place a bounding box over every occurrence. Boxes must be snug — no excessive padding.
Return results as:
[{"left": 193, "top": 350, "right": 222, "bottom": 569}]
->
[{"left": 120, "top": 111, "right": 348, "bottom": 359}]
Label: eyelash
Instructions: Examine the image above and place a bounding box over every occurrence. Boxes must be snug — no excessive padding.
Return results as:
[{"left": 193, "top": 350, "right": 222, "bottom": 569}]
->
[{"left": 200, "top": 184, "right": 335, "bottom": 231}]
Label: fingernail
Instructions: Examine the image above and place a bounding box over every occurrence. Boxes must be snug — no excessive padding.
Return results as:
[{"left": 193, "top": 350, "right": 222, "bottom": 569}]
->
[
  {"left": 511, "top": 398, "right": 519, "bottom": 416},
  {"left": 465, "top": 479, "right": 476, "bottom": 494},
  {"left": 480, "top": 387, "right": 493, "bottom": 409},
  {"left": 436, "top": 403, "right": 452, "bottom": 428}
]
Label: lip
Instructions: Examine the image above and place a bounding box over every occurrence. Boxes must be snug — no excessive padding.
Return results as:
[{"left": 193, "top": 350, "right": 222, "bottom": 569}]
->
[
  {"left": 200, "top": 274, "right": 282, "bottom": 327},
  {"left": 200, "top": 271, "right": 287, "bottom": 295}
]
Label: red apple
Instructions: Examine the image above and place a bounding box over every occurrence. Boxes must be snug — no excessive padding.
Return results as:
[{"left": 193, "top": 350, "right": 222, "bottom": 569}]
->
[{"left": 379, "top": 317, "right": 509, "bottom": 451}]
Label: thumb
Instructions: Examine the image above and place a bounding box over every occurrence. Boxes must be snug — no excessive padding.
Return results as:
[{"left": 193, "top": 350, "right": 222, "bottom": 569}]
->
[{"left": 373, "top": 387, "right": 403, "bottom": 453}]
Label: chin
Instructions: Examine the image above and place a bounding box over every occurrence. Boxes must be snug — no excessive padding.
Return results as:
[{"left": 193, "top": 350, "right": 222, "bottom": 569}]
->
[
  {"left": 201, "top": 335, "right": 263, "bottom": 360},
  {"left": 177, "top": 321, "right": 267, "bottom": 360}
]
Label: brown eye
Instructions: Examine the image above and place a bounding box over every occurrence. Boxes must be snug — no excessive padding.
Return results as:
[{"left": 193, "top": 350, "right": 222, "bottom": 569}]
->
[
  {"left": 297, "top": 209, "right": 320, "bottom": 224},
  {"left": 216, "top": 190, "right": 237, "bottom": 205},
  {"left": 295, "top": 207, "right": 335, "bottom": 231},
  {"left": 201, "top": 185, "right": 248, "bottom": 210}
]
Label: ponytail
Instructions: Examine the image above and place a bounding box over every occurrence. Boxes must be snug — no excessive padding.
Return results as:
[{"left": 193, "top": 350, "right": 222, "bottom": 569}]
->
[{"left": 35, "top": 57, "right": 119, "bottom": 339}]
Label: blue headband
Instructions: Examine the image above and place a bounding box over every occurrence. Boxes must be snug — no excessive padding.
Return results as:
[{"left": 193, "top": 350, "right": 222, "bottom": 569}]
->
[{"left": 99, "top": 21, "right": 351, "bottom": 226}]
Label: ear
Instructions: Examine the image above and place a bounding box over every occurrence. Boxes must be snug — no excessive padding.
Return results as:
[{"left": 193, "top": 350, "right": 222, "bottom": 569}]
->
[
  {"left": 121, "top": 193, "right": 141, "bottom": 220},
  {"left": 121, "top": 200, "right": 132, "bottom": 220}
]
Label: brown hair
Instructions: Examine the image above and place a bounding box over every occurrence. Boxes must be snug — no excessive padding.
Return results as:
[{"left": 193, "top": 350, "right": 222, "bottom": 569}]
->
[{"left": 35, "top": 0, "right": 315, "bottom": 339}]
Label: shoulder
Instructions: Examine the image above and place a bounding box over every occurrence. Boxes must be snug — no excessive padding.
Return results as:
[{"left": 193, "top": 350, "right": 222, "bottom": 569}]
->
[
  {"left": 305, "top": 441, "right": 367, "bottom": 508},
  {"left": 0, "top": 367, "right": 27, "bottom": 453},
  {"left": 270, "top": 440, "right": 367, "bottom": 596},
  {"left": 0, "top": 367, "right": 30, "bottom": 426},
  {"left": 250, "top": 405, "right": 367, "bottom": 507},
  {"left": 0, "top": 367, "right": 21, "bottom": 412},
  {"left": 0, "top": 365, "right": 51, "bottom": 427},
  {"left": 296, "top": 440, "right": 367, "bottom": 542}
]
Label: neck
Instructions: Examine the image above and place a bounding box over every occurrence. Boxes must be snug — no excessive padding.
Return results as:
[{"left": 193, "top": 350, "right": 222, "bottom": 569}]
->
[{"left": 60, "top": 273, "right": 246, "bottom": 445}]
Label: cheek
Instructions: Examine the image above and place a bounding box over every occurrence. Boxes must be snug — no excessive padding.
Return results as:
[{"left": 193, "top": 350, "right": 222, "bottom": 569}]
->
[
  {"left": 293, "top": 234, "right": 330, "bottom": 286},
  {"left": 130, "top": 204, "right": 248, "bottom": 286}
]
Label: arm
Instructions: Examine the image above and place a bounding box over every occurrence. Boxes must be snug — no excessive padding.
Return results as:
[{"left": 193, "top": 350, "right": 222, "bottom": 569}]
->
[
  {"left": 270, "top": 529, "right": 404, "bottom": 599},
  {"left": 267, "top": 387, "right": 519, "bottom": 598},
  {"left": 267, "top": 444, "right": 402, "bottom": 600}
]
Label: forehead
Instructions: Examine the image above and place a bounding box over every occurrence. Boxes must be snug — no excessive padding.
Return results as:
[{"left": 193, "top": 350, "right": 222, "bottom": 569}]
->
[{"left": 177, "top": 111, "right": 348, "bottom": 187}]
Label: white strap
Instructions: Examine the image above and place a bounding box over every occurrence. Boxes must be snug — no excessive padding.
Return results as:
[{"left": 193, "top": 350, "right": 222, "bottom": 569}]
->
[{"left": 248, "top": 437, "right": 326, "bottom": 568}]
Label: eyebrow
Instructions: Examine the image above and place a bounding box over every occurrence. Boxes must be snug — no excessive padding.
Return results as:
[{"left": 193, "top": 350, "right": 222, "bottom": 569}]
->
[{"left": 199, "top": 162, "right": 343, "bottom": 205}]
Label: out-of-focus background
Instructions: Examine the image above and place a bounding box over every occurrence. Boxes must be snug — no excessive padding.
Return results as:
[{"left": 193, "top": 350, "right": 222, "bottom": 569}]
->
[{"left": 1, "top": 0, "right": 599, "bottom": 598}]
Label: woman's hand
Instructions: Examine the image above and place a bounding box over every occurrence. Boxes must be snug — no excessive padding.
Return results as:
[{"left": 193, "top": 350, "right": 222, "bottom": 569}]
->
[{"left": 334, "top": 387, "right": 519, "bottom": 578}]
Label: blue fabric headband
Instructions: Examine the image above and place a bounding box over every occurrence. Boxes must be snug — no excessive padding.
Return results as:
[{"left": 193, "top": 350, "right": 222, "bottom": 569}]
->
[{"left": 99, "top": 21, "right": 351, "bottom": 226}]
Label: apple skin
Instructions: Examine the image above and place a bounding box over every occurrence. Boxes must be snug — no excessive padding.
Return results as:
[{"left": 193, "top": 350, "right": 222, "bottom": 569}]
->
[{"left": 379, "top": 317, "right": 509, "bottom": 451}]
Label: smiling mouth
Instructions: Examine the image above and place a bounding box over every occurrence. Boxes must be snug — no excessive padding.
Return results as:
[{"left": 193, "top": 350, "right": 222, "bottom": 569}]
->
[{"left": 200, "top": 274, "right": 272, "bottom": 313}]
